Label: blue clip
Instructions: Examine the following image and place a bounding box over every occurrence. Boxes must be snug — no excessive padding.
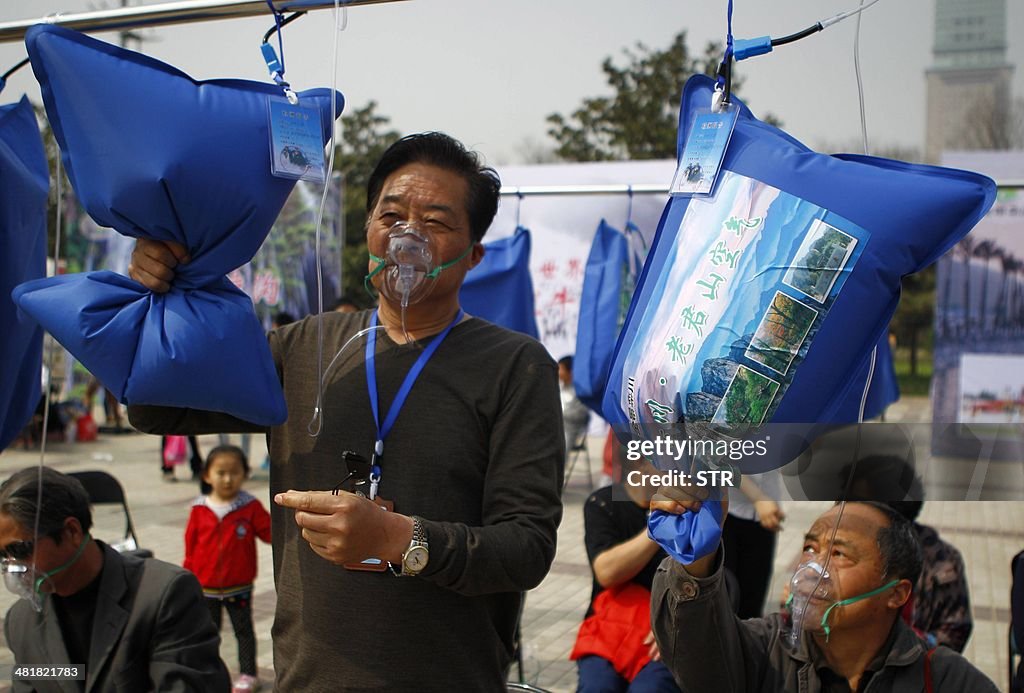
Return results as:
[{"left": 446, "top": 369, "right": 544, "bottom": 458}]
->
[
  {"left": 260, "top": 42, "right": 283, "bottom": 80},
  {"left": 734, "top": 36, "right": 773, "bottom": 61}
]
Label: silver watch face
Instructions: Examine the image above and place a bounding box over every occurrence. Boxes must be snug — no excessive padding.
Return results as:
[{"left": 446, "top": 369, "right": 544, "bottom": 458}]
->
[{"left": 404, "top": 545, "right": 428, "bottom": 573}]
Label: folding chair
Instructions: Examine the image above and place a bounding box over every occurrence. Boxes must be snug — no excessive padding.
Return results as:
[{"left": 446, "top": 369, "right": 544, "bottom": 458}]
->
[
  {"left": 507, "top": 592, "right": 556, "bottom": 691},
  {"left": 1011, "top": 550, "right": 1024, "bottom": 692},
  {"left": 562, "top": 428, "right": 592, "bottom": 491},
  {"left": 68, "top": 470, "right": 152, "bottom": 559},
  {"left": 1010, "top": 626, "right": 1018, "bottom": 692},
  {"left": 511, "top": 594, "right": 526, "bottom": 684}
]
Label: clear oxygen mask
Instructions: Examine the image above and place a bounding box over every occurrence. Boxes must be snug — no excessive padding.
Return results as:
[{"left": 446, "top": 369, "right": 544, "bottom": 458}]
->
[
  {"left": 784, "top": 558, "right": 834, "bottom": 649},
  {"left": 784, "top": 555, "right": 901, "bottom": 649},
  {"left": 2, "top": 561, "right": 43, "bottom": 612},
  {"left": 0, "top": 532, "right": 91, "bottom": 613},
  {"left": 367, "top": 222, "right": 437, "bottom": 309}
]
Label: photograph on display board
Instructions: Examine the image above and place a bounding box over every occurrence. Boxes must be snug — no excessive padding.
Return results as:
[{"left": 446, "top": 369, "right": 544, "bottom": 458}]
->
[
  {"left": 931, "top": 163, "right": 1024, "bottom": 460},
  {"left": 958, "top": 352, "right": 1024, "bottom": 424}
]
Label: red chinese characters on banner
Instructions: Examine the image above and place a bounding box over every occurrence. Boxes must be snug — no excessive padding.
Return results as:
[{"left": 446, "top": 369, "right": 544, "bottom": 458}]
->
[
  {"left": 539, "top": 261, "right": 558, "bottom": 280},
  {"left": 566, "top": 258, "right": 583, "bottom": 281},
  {"left": 252, "top": 271, "right": 281, "bottom": 307},
  {"left": 227, "top": 269, "right": 245, "bottom": 291}
]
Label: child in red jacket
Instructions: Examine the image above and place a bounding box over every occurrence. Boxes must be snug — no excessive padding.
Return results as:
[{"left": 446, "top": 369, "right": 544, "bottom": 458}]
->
[{"left": 185, "top": 445, "right": 271, "bottom": 693}]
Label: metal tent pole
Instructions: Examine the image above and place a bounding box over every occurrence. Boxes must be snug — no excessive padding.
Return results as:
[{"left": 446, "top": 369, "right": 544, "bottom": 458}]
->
[
  {"left": 0, "top": 0, "right": 407, "bottom": 44},
  {"left": 497, "top": 181, "right": 1024, "bottom": 197},
  {"left": 498, "top": 184, "right": 668, "bottom": 197}
]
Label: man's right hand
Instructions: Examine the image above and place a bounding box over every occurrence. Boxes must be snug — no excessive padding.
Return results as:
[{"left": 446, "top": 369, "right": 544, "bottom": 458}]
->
[
  {"left": 649, "top": 483, "right": 729, "bottom": 520},
  {"left": 649, "top": 483, "right": 728, "bottom": 578},
  {"left": 127, "top": 238, "right": 190, "bottom": 293}
]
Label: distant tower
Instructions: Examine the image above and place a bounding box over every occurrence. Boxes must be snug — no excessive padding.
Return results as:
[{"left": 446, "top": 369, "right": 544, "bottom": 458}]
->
[{"left": 925, "top": 0, "right": 1013, "bottom": 162}]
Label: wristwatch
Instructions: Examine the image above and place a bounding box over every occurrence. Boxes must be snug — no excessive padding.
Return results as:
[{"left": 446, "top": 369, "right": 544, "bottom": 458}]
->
[{"left": 400, "top": 517, "right": 429, "bottom": 576}]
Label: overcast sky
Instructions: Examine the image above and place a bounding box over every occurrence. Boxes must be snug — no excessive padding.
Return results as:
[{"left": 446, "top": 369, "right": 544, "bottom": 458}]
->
[{"left": 2, "top": 0, "right": 1023, "bottom": 165}]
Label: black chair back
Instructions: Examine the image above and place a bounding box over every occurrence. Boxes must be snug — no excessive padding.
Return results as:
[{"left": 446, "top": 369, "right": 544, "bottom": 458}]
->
[{"left": 68, "top": 470, "right": 152, "bottom": 559}]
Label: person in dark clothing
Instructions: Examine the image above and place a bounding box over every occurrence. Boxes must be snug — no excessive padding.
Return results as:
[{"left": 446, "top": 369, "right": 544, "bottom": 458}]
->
[
  {"left": 126, "top": 132, "right": 563, "bottom": 691},
  {"left": 572, "top": 449, "right": 680, "bottom": 692},
  {"left": 1, "top": 466, "right": 229, "bottom": 692},
  {"left": 650, "top": 489, "right": 996, "bottom": 692},
  {"left": 885, "top": 499, "right": 972, "bottom": 652}
]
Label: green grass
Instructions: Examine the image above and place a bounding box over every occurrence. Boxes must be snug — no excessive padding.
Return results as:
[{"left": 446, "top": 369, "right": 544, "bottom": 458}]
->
[{"left": 892, "top": 347, "right": 932, "bottom": 396}]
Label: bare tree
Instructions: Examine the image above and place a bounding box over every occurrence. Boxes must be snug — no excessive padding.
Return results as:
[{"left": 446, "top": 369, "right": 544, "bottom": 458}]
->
[
  {"left": 959, "top": 93, "right": 1024, "bottom": 151},
  {"left": 513, "top": 137, "right": 561, "bottom": 165}
]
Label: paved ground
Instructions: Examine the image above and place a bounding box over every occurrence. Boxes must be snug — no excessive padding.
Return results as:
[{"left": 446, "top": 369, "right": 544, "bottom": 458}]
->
[{"left": 0, "top": 395, "right": 1021, "bottom": 691}]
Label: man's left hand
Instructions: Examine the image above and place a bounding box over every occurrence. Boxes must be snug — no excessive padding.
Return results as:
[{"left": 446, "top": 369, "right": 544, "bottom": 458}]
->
[{"left": 274, "top": 490, "right": 414, "bottom": 566}]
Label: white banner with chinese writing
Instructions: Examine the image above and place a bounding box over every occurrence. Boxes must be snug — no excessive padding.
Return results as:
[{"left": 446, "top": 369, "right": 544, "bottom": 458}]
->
[{"left": 490, "top": 160, "right": 675, "bottom": 361}]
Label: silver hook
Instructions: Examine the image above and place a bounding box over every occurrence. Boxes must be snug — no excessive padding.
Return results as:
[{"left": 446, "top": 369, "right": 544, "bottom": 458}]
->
[{"left": 515, "top": 191, "right": 524, "bottom": 229}]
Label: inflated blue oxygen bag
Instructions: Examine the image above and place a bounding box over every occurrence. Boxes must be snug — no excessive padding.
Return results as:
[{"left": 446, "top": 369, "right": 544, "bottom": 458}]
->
[
  {"left": 606, "top": 75, "right": 994, "bottom": 447},
  {"left": 609, "top": 76, "right": 994, "bottom": 561},
  {"left": 460, "top": 226, "right": 539, "bottom": 338},
  {"left": 574, "top": 220, "right": 646, "bottom": 414},
  {"left": 0, "top": 96, "right": 47, "bottom": 451},
  {"left": 13, "top": 25, "right": 343, "bottom": 425}
]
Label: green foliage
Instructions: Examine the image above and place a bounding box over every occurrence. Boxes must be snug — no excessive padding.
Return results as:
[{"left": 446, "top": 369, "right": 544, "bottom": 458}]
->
[
  {"left": 546, "top": 32, "right": 767, "bottom": 162},
  {"left": 890, "top": 266, "right": 936, "bottom": 377},
  {"left": 333, "top": 101, "right": 401, "bottom": 305},
  {"left": 893, "top": 346, "right": 932, "bottom": 396}
]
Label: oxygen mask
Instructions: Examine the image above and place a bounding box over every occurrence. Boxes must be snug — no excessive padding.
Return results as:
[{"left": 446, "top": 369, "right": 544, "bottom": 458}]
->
[
  {"left": 0, "top": 533, "right": 91, "bottom": 613},
  {"left": 784, "top": 555, "right": 901, "bottom": 648},
  {"left": 366, "top": 223, "right": 437, "bottom": 309},
  {"left": 365, "top": 221, "right": 476, "bottom": 309},
  {"left": 784, "top": 558, "right": 834, "bottom": 649},
  {"left": 1, "top": 560, "right": 44, "bottom": 612}
]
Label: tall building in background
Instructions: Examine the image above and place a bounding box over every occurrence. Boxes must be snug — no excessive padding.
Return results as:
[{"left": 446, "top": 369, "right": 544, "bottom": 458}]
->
[{"left": 925, "top": 0, "right": 1013, "bottom": 162}]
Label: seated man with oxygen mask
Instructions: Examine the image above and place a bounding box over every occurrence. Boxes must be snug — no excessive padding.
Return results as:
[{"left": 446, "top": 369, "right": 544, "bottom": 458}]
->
[
  {"left": 127, "top": 132, "right": 564, "bottom": 691},
  {"left": 648, "top": 485, "right": 996, "bottom": 692},
  {"left": 0, "top": 466, "right": 230, "bottom": 692}
]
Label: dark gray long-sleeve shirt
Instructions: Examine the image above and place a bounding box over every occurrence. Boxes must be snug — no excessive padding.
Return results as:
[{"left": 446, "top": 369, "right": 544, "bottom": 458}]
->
[{"left": 130, "top": 311, "right": 565, "bottom": 691}]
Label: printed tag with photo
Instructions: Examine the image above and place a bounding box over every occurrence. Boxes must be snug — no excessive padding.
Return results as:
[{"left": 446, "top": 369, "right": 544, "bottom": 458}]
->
[
  {"left": 670, "top": 104, "right": 739, "bottom": 198},
  {"left": 267, "top": 96, "right": 327, "bottom": 183}
]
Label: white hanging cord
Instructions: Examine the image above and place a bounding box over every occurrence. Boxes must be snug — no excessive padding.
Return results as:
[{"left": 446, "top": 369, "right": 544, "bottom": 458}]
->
[
  {"left": 821, "top": 0, "right": 883, "bottom": 30},
  {"left": 853, "top": 0, "right": 870, "bottom": 157},
  {"left": 32, "top": 148, "right": 66, "bottom": 573},
  {"left": 793, "top": 0, "right": 877, "bottom": 649},
  {"left": 307, "top": 0, "right": 347, "bottom": 437}
]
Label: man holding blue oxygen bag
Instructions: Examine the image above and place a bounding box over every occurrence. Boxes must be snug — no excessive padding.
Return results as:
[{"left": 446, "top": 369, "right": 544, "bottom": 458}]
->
[{"left": 649, "top": 490, "right": 996, "bottom": 692}]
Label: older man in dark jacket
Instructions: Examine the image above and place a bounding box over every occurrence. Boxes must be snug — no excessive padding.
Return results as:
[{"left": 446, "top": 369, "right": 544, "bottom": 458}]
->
[
  {"left": 650, "top": 493, "right": 996, "bottom": 692},
  {"left": 1, "top": 466, "right": 229, "bottom": 693}
]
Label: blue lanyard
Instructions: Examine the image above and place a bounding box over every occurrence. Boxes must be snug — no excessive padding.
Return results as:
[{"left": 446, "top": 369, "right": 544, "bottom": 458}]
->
[
  {"left": 716, "top": 0, "right": 735, "bottom": 94},
  {"left": 364, "top": 310, "right": 463, "bottom": 496}
]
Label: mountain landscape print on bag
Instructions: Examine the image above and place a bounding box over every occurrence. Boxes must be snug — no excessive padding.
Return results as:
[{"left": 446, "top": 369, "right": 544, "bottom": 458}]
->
[{"left": 622, "top": 171, "right": 870, "bottom": 434}]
